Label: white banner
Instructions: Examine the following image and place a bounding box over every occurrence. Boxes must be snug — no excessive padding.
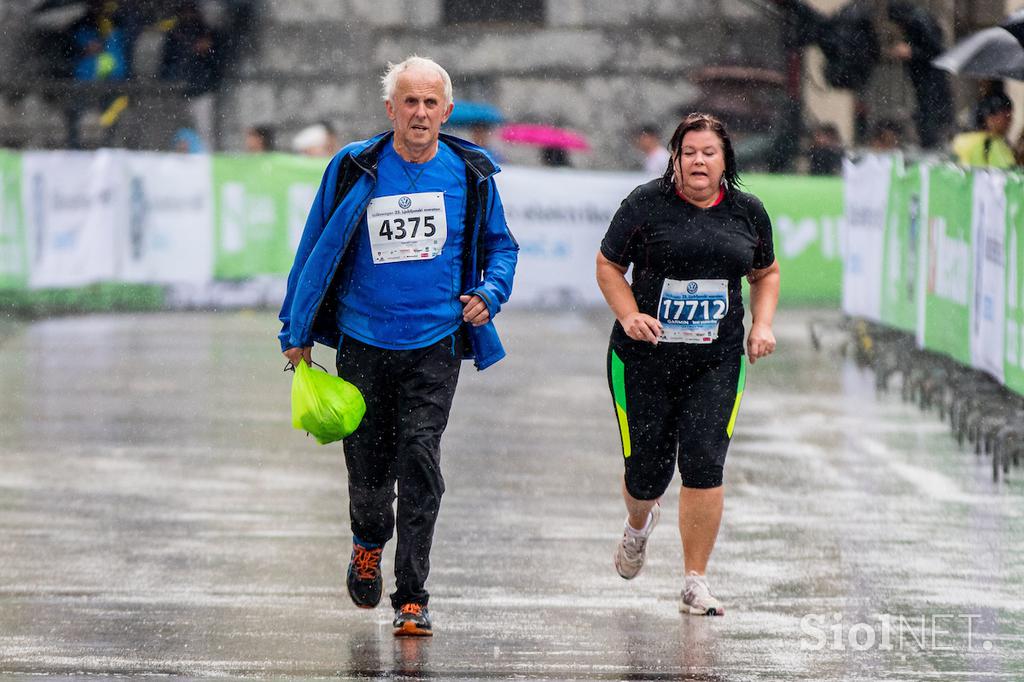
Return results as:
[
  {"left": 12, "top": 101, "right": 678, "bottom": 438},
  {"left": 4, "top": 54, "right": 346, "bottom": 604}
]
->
[
  {"left": 22, "top": 151, "right": 120, "bottom": 289},
  {"left": 118, "top": 152, "right": 213, "bottom": 284},
  {"left": 970, "top": 171, "right": 1006, "bottom": 382},
  {"left": 842, "top": 154, "right": 892, "bottom": 321},
  {"left": 495, "top": 166, "right": 647, "bottom": 306}
]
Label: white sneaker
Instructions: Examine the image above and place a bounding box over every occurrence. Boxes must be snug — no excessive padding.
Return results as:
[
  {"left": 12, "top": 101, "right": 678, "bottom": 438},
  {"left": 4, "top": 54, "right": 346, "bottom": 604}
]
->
[
  {"left": 680, "top": 571, "right": 724, "bottom": 616},
  {"left": 613, "top": 503, "right": 660, "bottom": 579}
]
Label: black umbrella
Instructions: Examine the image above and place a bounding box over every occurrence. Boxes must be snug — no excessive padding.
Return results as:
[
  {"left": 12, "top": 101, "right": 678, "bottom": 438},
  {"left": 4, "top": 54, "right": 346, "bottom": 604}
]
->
[
  {"left": 932, "top": 26, "right": 1024, "bottom": 81},
  {"left": 1001, "top": 9, "right": 1024, "bottom": 49}
]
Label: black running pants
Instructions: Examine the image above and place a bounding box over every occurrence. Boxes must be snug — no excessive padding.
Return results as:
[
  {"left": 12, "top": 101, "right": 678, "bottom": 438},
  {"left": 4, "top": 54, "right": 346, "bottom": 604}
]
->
[{"left": 336, "top": 333, "right": 461, "bottom": 609}]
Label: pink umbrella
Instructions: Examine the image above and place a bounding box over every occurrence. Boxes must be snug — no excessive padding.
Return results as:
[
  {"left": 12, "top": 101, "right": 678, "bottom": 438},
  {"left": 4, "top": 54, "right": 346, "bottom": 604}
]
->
[{"left": 499, "top": 123, "right": 591, "bottom": 151}]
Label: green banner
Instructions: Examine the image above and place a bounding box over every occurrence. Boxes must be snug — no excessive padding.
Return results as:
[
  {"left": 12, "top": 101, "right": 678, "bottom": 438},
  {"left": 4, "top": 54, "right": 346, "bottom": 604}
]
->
[
  {"left": 211, "top": 153, "right": 325, "bottom": 279},
  {"left": 1005, "top": 175, "right": 1024, "bottom": 394},
  {"left": 745, "top": 174, "right": 843, "bottom": 304},
  {"left": 0, "top": 150, "right": 26, "bottom": 290},
  {"left": 879, "top": 160, "right": 922, "bottom": 332},
  {"left": 921, "top": 165, "right": 972, "bottom": 364}
]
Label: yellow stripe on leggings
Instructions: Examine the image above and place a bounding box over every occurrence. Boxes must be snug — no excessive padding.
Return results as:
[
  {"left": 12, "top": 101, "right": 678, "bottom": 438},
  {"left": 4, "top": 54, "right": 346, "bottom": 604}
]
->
[
  {"left": 611, "top": 350, "right": 631, "bottom": 458},
  {"left": 726, "top": 356, "right": 747, "bottom": 439}
]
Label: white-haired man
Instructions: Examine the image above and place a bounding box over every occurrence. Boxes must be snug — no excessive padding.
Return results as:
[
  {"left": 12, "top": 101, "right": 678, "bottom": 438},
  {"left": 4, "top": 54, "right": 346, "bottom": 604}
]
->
[{"left": 279, "top": 56, "right": 518, "bottom": 637}]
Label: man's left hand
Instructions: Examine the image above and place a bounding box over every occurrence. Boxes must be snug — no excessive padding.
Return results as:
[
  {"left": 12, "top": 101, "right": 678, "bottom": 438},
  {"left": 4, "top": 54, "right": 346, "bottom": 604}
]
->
[{"left": 459, "top": 295, "right": 490, "bottom": 327}]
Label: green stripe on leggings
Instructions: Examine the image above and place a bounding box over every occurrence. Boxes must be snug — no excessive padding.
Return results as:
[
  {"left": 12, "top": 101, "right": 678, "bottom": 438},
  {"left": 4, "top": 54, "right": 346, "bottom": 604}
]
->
[
  {"left": 610, "top": 350, "right": 631, "bottom": 458},
  {"left": 726, "top": 355, "right": 747, "bottom": 439}
]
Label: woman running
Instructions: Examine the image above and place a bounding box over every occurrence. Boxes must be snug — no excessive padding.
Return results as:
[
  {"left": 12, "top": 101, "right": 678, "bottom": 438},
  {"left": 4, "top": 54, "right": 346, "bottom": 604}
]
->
[{"left": 596, "top": 112, "right": 780, "bottom": 615}]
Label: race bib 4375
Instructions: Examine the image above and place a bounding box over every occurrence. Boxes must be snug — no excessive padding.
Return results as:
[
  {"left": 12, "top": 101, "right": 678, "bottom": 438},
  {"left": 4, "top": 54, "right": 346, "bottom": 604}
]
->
[{"left": 366, "top": 191, "right": 447, "bottom": 264}]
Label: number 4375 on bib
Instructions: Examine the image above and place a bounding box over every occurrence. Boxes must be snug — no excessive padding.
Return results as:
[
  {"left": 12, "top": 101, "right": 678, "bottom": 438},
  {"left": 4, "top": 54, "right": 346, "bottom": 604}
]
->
[{"left": 366, "top": 191, "right": 448, "bottom": 264}]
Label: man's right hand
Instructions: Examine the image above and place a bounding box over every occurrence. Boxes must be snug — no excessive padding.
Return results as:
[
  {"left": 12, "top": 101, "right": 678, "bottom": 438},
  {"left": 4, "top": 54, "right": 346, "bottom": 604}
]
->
[{"left": 283, "top": 346, "right": 313, "bottom": 367}]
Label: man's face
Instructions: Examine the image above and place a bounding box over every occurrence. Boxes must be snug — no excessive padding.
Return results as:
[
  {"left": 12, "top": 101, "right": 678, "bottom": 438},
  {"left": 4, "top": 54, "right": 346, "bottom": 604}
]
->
[{"left": 385, "top": 68, "right": 452, "bottom": 155}]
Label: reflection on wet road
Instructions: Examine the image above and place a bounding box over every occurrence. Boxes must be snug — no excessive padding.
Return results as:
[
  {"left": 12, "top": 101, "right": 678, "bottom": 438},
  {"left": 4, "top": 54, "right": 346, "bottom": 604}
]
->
[{"left": 0, "top": 309, "right": 1021, "bottom": 680}]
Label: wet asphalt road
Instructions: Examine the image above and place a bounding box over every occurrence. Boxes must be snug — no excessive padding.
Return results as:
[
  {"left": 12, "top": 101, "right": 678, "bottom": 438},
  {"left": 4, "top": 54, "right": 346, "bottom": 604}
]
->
[{"left": 0, "top": 308, "right": 1022, "bottom": 681}]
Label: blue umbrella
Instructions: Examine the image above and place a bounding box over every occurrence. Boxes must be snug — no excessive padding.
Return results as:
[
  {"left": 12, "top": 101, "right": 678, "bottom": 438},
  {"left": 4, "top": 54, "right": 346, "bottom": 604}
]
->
[{"left": 445, "top": 101, "right": 504, "bottom": 127}]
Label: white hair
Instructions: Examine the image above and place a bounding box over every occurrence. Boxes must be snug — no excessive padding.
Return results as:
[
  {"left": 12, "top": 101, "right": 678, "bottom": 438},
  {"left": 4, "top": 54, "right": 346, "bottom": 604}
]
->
[{"left": 380, "top": 56, "right": 453, "bottom": 105}]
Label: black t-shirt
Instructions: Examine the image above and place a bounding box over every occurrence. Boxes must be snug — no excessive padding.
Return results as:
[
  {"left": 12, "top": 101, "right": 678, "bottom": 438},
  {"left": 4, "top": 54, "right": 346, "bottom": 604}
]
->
[{"left": 600, "top": 179, "right": 775, "bottom": 354}]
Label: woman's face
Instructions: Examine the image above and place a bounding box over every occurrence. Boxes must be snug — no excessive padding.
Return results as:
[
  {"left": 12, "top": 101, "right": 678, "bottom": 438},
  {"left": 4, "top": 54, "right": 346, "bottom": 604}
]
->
[
  {"left": 675, "top": 129, "right": 726, "bottom": 197},
  {"left": 986, "top": 109, "right": 1012, "bottom": 137}
]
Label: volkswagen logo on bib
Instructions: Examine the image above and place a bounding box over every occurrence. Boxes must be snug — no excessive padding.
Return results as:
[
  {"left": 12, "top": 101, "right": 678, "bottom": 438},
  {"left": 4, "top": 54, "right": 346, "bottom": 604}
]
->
[
  {"left": 398, "top": 196, "right": 412, "bottom": 210},
  {"left": 687, "top": 281, "right": 699, "bottom": 294}
]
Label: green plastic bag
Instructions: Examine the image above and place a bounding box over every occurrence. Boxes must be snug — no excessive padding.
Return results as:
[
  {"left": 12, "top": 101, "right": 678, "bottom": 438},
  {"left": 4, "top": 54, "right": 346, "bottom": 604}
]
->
[{"left": 291, "top": 360, "right": 366, "bottom": 444}]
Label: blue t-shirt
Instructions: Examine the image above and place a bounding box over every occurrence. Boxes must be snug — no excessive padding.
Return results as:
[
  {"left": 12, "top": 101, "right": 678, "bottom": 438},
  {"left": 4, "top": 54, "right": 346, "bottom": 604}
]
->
[{"left": 336, "top": 141, "right": 468, "bottom": 350}]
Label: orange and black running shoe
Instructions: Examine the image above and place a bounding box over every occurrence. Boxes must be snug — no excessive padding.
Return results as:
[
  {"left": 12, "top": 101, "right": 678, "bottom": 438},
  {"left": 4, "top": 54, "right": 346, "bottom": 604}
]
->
[
  {"left": 392, "top": 602, "right": 432, "bottom": 637},
  {"left": 346, "top": 539, "right": 383, "bottom": 609}
]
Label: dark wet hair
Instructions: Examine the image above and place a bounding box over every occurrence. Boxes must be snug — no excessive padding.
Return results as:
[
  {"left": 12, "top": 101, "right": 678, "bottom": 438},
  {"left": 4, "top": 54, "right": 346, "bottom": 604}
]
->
[
  {"left": 661, "top": 112, "right": 741, "bottom": 194},
  {"left": 975, "top": 93, "right": 1013, "bottom": 128}
]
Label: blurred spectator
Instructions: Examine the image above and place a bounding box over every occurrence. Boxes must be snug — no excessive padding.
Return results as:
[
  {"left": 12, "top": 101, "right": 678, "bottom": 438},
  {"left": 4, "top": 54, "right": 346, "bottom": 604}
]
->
[
  {"left": 159, "top": 0, "right": 221, "bottom": 149},
  {"left": 773, "top": 0, "right": 954, "bottom": 149},
  {"left": 319, "top": 120, "right": 340, "bottom": 156},
  {"left": 868, "top": 119, "right": 904, "bottom": 152},
  {"left": 540, "top": 146, "right": 571, "bottom": 167},
  {"left": 467, "top": 123, "right": 503, "bottom": 161},
  {"left": 807, "top": 123, "right": 843, "bottom": 175},
  {"left": 292, "top": 123, "right": 334, "bottom": 156},
  {"left": 159, "top": 1, "right": 219, "bottom": 93},
  {"left": 69, "top": 0, "right": 129, "bottom": 82},
  {"left": 62, "top": 0, "right": 129, "bottom": 148},
  {"left": 632, "top": 123, "right": 670, "bottom": 175},
  {"left": 884, "top": 2, "right": 955, "bottom": 149},
  {"left": 245, "top": 125, "right": 276, "bottom": 153},
  {"left": 951, "top": 93, "right": 1015, "bottom": 169},
  {"left": 171, "top": 127, "right": 206, "bottom": 153}
]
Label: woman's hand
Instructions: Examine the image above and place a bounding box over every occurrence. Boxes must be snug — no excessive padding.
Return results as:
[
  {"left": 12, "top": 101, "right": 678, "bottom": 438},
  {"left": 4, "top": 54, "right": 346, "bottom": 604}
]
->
[
  {"left": 619, "top": 312, "right": 663, "bottom": 344},
  {"left": 746, "top": 321, "right": 775, "bottom": 364}
]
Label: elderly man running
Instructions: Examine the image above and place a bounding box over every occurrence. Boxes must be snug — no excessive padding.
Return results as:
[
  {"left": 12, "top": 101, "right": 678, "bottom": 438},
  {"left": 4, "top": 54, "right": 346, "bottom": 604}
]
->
[{"left": 279, "top": 56, "right": 519, "bottom": 637}]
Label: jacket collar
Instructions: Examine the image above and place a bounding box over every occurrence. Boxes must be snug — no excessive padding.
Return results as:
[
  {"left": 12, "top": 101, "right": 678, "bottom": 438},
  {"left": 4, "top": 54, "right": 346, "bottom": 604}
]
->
[{"left": 349, "top": 131, "right": 499, "bottom": 181}]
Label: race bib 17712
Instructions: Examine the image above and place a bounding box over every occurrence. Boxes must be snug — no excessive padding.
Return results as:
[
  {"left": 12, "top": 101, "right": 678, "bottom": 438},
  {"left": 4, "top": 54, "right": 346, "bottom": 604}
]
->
[
  {"left": 366, "top": 191, "right": 447, "bottom": 264},
  {"left": 657, "top": 278, "right": 729, "bottom": 343}
]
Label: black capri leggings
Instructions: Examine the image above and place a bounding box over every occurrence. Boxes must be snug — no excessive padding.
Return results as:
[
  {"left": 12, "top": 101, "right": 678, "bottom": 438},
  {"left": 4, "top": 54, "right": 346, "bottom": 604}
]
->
[{"left": 607, "top": 342, "right": 746, "bottom": 498}]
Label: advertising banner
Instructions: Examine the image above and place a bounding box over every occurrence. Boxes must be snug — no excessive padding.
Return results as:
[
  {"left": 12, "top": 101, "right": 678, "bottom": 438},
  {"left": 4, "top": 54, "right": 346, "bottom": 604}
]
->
[
  {"left": 495, "top": 166, "right": 643, "bottom": 306},
  {"left": 496, "top": 168, "right": 845, "bottom": 307},
  {"left": 745, "top": 174, "right": 843, "bottom": 305},
  {"left": 842, "top": 154, "right": 892, "bottom": 321},
  {"left": 118, "top": 152, "right": 213, "bottom": 284},
  {"left": 1004, "top": 175, "right": 1024, "bottom": 394},
  {"left": 921, "top": 165, "right": 973, "bottom": 364},
  {"left": 879, "top": 160, "right": 923, "bottom": 333},
  {"left": 0, "top": 150, "right": 26, "bottom": 290},
  {"left": 211, "top": 154, "right": 322, "bottom": 279},
  {"left": 22, "top": 150, "right": 120, "bottom": 289},
  {"left": 969, "top": 171, "right": 1006, "bottom": 382}
]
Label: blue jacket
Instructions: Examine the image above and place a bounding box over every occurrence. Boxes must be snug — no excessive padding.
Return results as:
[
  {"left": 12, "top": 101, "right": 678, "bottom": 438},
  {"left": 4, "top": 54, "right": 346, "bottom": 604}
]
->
[{"left": 278, "top": 132, "right": 519, "bottom": 370}]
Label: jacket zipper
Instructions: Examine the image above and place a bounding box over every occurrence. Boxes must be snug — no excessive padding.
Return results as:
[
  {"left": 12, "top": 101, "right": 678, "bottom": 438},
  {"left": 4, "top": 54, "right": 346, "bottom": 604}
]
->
[{"left": 305, "top": 154, "right": 377, "bottom": 343}]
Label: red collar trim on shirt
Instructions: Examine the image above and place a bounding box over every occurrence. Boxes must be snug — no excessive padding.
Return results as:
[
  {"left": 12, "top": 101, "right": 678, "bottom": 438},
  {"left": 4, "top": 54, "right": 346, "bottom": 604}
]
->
[{"left": 676, "top": 185, "right": 725, "bottom": 207}]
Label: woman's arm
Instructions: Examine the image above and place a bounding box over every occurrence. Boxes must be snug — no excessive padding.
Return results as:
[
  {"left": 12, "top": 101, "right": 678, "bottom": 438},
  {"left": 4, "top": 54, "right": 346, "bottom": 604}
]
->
[
  {"left": 746, "top": 260, "right": 780, "bottom": 363},
  {"left": 596, "top": 252, "right": 662, "bottom": 344}
]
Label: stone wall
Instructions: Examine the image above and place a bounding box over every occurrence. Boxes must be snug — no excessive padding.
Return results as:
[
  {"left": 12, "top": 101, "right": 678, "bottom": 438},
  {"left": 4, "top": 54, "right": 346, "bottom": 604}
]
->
[
  {"left": 0, "top": 0, "right": 784, "bottom": 167},
  {"left": 218, "top": 0, "right": 784, "bottom": 169}
]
